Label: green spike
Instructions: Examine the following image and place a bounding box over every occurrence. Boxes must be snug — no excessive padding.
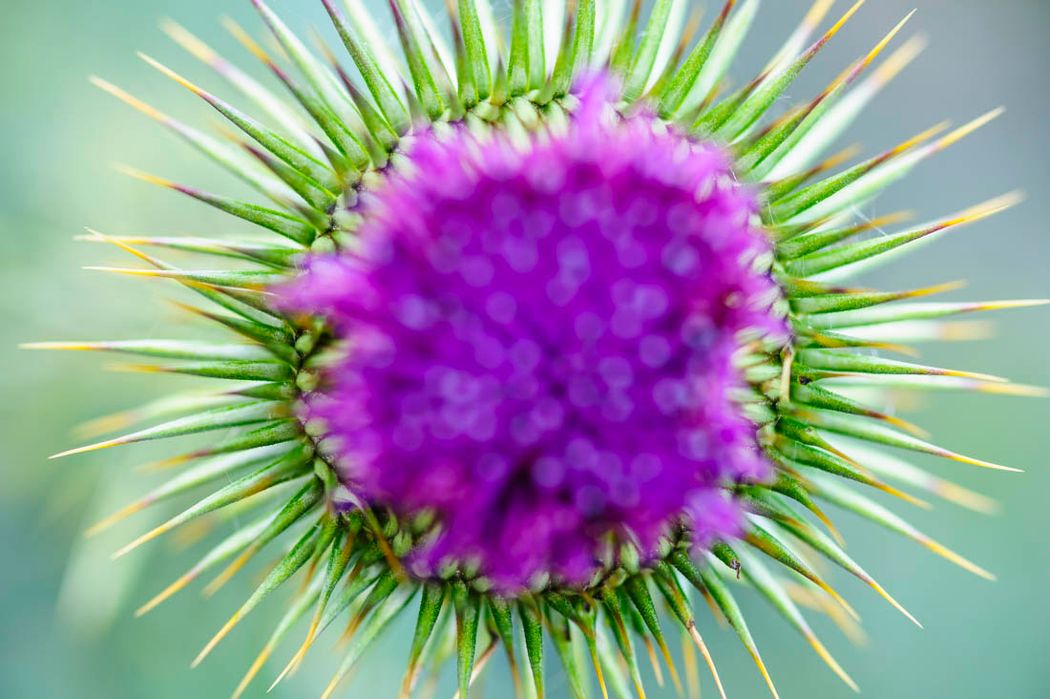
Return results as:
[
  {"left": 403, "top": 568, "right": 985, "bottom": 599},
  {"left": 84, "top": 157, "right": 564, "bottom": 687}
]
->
[
  {"left": 401, "top": 584, "right": 447, "bottom": 697},
  {"left": 25, "top": 339, "right": 272, "bottom": 362},
  {"left": 202, "top": 479, "right": 324, "bottom": 595},
  {"left": 486, "top": 597, "right": 522, "bottom": 693},
  {"left": 140, "top": 53, "right": 335, "bottom": 188},
  {"left": 315, "top": 561, "right": 384, "bottom": 636},
  {"left": 388, "top": 0, "right": 448, "bottom": 119},
  {"left": 808, "top": 298, "right": 1048, "bottom": 330},
  {"left": 508, "top": 0, "right": 544, "bottom": 95},
  {"left": 135, "top": 515, "right": 270, "bottom": 617},
  {"left": 770, "top": 435, "right": 914, "bottom": 501},
  {"left": 830, "top": 438, "right": 1000, "bottom": 513},
  {"left": 322, "top": 0, "right": 410, "bottom": 134},
  {"left": 771, "top": 514, "right": 922, "bottom": 627},
  {"left": 742, "top": 519, "right": 858, "bottom": 620},
  {"left": 192, "top": 516, "right": 334, "bottom": 667},
  {"left": 599, "top": 593, "right": 646, "bottom": 699},
  {"left": 519, "top": 600, "right": 546, "bottom": 699},
  {"left": 770, "top": 122, "right": 947, "bottom": 222},
  {"left": 162, "top": 20, "right": 323, "bottom": 156},
  {"left": 547, "top": 610, "right": 589, "bottom": 699},
  {"left": 86, "top": 444, "right": 292, "bottom": 537},
  {"left": 740, "top": 11, "right": 915, "bottom": 178},
  {"left": 250, "top": 0, "right": 366, "bottom": 130},
  {"left": 78, "top": 234, "right": 300, "bottom": 268},
  {"left": 242, "top": 140, "right": 339, "bottom": 211},
  {"left": 549, "top": 0, "right": 596, "bottom": 98},
  {"left": 623, "top": 0, "right": 677, "bottom": 101},
  {"left": 118, "top": 360, "right": 292, "bottom": 383},
  {"left": 233, "top": 578, "right": 322, "bottom": 699},
  {"left": 91, "top": 77, "right": 292, "bottom": 203},
  {"left": 51, "top": 401, "right": 287, "bottom": 459},
  {"left": 322, "top": 586, "right": 417, "bottom": 698},
  {"left": 810, "top": 473, "right": 995, "bottom": 580},
  {"left": 453, "top": 580, "right": 482, "bottom": 699},
  {"left": 735, "top": 549, "right": 859, "bottom": 692},
  {"left": 120, "top": 168, "right": 317, "bottom": 244},
  {"left": 790, "top": 381, "right": 911, "bottom": 431},
  {"left": 797, "top": 348, "right": 1000, "bottom": 381},
  {"left": 182, "top": 420, "right": 302, "bottom": 462},
  {"left": 659, "top": 0, "right": 736, "bottom": 116},
  {"left": 111, "top": 447, "right": 311, "bottom": 558},
  {"left": 624, "top": 574, "right": 683, "bottom": 695},
  {"left": 699, "top": 562, "right": 781, "bottom": 699},
  {"left": 609, "top": 0, "right": 642, "bottom": 76},
  {"left": 172, "top": 304, "right": 295, "bottom": 358},
  {"left": 456, "top": 0, "right": 493, "bottom": 105},
  {"left": 717, "top": 1, "right": 866, "bottom": 141}
]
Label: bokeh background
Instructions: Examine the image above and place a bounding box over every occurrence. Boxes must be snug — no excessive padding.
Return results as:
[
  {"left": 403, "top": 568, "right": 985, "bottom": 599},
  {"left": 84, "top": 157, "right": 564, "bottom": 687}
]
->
[{"left": 2, "top": 0, "right": 1048, "bottom": 697}]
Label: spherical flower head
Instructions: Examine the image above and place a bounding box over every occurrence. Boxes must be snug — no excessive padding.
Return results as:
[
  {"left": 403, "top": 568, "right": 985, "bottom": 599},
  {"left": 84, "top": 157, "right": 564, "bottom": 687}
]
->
[{"left": 281, "top": 75, "right": 786, "bottom": 593}]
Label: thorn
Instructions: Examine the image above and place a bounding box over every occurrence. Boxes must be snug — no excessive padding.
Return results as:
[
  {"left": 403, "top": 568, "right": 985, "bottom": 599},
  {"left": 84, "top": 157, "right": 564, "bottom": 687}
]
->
[
  {"left": 747, "top": 646, "right": 781, "bottom": 699},
  {"left": 921, "top": 537, "right": 996, "bottom": 581},
  {"left": 50, "top": 436, "right": 129, "bottom": 460},
  {"left": 90, "top": 76, "right": 170, "bottom": 122},
  {"left": 932, "top": 107, "right": 1005, "bottom": 152},
  {"left": 136, "top": 570, "right": 198, "bottom": 617},
  {"left": 686, "top": 623, "right": 727, "bottom": 699},
  {"left": 232, "top": 643, "right": 276, "bottom": 699},
  {"left": 942, "top": 451, "right": 1024, "bottom": 474},
  {"left": 804, "top": 630, "right": 859, "bottom": 692},
  {"left": 139, "top": 52, "right": 208, "bottom": 97},
  {"left": 655, "top": 634, "right": 685, "bottom": 698},
  {"left": 643, "top": 636, "right": 665, "bottom": 687},
  {"left": 864, "top": 577, "right": 922, "bottom": 628},
  {"left": 872, "top": 34, "right": 927, "bottom": 88},
  {"left": 85, "top": 499, "right": 150, "bottom": 537},
  {"left": 113, "top": 521, "right": 175, "bottom": 559},
  {"left": 203, "top": 550, "right": 254, "bottom": 598},
  {"left": 113, "top": 163, "right": 176, "bottom": 189},
  {"left": 193, "top": 610, "right": 245, "bottom": 668}
]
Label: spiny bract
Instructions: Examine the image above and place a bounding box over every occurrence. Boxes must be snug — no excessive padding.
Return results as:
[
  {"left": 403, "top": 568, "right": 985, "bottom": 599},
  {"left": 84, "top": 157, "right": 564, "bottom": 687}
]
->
[{"left": 32, "top": 1, "right": 1045, "bottom": 698}]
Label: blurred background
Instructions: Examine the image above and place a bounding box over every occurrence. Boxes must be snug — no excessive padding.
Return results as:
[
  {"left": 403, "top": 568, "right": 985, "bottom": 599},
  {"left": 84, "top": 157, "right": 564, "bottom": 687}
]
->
[{"left": 2, "top": 0, "right": 1048, "bottom": 697}]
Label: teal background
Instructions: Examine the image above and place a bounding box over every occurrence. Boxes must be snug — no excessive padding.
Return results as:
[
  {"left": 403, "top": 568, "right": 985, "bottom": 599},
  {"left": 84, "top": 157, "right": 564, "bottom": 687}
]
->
[{"left": 2, "top": 1, "right": 1048, "bottom": 697}]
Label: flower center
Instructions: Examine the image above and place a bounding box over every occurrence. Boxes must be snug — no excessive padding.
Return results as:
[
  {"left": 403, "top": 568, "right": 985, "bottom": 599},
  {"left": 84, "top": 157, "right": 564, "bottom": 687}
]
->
[{"left": 282, "top": 77, "right": 785, "bottom": 593}]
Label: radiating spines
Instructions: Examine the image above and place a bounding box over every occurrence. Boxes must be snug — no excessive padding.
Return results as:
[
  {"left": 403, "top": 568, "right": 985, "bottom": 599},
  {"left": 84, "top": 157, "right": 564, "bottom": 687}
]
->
[{"left": 46, "top": 2, "right": 1045, "bottom": 698}]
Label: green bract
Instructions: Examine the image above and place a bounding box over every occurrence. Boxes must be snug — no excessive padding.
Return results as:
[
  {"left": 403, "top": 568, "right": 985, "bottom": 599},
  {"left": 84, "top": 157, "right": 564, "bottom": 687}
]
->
[{"left": 29, "top": 1, "right": 1044, "bottom": 697}]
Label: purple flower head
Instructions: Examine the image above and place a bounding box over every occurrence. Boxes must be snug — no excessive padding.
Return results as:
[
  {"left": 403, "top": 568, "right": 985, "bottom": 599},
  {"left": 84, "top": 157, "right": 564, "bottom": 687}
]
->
[{"left": 281, "top": 75, "right": 786, "bottom": 593}]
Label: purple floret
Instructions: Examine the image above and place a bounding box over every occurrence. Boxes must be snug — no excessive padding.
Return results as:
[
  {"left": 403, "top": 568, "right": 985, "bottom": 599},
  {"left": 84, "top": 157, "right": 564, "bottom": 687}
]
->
[{"left": 280, "top": 76, "right": 785, "bottom": 593}]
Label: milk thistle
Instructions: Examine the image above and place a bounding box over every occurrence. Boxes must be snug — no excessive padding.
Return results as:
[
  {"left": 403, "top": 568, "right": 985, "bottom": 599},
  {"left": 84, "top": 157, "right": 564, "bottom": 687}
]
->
[{"left": 31, "top": 1, "right": 1044, "bottom": 697}]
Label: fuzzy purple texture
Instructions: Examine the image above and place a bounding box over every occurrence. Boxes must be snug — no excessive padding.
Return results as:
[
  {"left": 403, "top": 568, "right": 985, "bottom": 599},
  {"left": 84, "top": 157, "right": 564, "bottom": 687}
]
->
[{"left": 280, "top": 77, "right": 784, "bottom": 592}]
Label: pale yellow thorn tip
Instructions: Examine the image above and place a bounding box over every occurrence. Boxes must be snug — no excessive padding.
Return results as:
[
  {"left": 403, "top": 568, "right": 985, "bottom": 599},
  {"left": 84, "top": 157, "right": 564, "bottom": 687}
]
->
[
  {"left": 113, "top": 523, "right": 172, "bottom": 559},
  {"left": 139, "top": 52, "right": 205, "bottom": 96},
  {"left": 803, "top": 0, "right": 838, "bottom": 31},
  {"left": 806, "top": 632, "right": 860, "bottom": 693},
  {"left": 923, "top": 539, "right": 996, "bottom": 581},
  {"left": 935, "top": 107, "right": 1005, "bottom": 151},
  {"left": 90, "top": 76, "right": 169, "bottom": 123},
  {"left": 232, "top": 645, "right": 274, "bottom": 699},
  {"left": 84, "top": 500, "right": 147, "bottom": 538},
  {"left": 136, "top": 572, "right": 196, "bottom": 617},
  {"left": 688, "top": 625, "right": 727, "bottom": 699},
  {"left": 867, "top": 580, "right": 922, "bottom": 628},
  {"left": 161, "top": 18, "right": 219, "bottom": 66},
  {"left": 114, "top": 163, "right": 173, "bottom": 188},
  {"left": 50, "top": 437, "right": 126, "bottom": 460},
  {"left": 192, "top": 612, "right": 243, "bottom": 669},
  {"left": 948, "top": 452, "right": 1024, "bottom": 473},
  {"left": 873, "top": 34, "right": 928, "bottom": 86}
]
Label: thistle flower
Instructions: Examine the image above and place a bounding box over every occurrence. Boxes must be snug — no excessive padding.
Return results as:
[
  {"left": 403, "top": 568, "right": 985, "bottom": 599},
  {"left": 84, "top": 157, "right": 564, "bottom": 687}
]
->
[{"left": 30, "top": 1, "right": 1046, "bottom": 698}]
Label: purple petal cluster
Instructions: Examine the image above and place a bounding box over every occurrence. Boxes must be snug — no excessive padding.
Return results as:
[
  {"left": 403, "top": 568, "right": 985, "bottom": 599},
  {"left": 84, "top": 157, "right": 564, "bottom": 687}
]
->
[{"left": 281, "top": 76, "right": 785, "bottom": 592}]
